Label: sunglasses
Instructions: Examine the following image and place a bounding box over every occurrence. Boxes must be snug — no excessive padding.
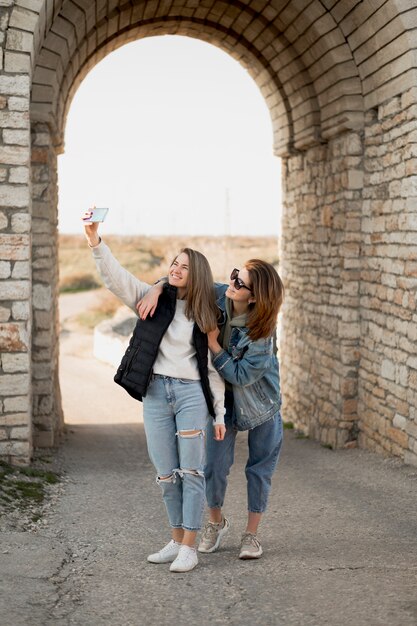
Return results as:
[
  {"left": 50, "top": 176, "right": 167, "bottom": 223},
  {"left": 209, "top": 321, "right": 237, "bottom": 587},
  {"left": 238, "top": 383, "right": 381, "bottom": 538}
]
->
[{"left": 230, "top": 268, "right": 252, "bottom": 292}]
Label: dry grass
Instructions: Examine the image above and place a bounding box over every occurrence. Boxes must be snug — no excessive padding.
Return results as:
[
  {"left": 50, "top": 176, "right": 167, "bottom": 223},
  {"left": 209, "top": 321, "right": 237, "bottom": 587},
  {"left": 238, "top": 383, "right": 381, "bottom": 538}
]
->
[
  {"left": 59, "top": 272, "right": 101, "bottom": 293},
  {"left": 59, "top": 234, "right": 280, "bottom": 293},
  {"left": 74, "top": 291, "right": 121, "bottom": 329}
]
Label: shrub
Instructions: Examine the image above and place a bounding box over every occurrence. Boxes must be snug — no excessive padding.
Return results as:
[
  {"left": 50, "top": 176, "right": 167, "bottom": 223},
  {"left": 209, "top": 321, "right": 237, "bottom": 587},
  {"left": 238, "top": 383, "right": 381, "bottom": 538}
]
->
[
  {"left": 59, "top": 272, "right": 100, "bottom": 293},
  {"left": 74, "top": 291, "right": 121, "bottom": 329}
]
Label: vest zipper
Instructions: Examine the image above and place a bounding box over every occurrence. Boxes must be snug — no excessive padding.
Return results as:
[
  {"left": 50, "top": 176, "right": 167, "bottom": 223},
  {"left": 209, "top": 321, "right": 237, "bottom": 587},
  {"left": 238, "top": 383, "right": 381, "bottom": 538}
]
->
[{"left": 125, "top": 345, "right": 140, "bottom": 375}]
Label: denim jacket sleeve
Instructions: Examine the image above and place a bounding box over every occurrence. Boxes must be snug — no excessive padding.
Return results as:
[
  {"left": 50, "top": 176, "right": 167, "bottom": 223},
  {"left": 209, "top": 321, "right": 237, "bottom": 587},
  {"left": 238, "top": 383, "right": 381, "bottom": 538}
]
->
[
  {"left": 214, "top": 282, "right": 228, "bottom": 298},
  {"left": 211, "top": 337, "right": 273, "bottom": 387}
]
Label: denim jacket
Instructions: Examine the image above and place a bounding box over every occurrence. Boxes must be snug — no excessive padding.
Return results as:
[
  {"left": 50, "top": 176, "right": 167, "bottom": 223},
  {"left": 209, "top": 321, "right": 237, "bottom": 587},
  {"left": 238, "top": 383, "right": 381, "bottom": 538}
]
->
[{"left": 213, "top": 284, "right": 282, "bottom": 431}]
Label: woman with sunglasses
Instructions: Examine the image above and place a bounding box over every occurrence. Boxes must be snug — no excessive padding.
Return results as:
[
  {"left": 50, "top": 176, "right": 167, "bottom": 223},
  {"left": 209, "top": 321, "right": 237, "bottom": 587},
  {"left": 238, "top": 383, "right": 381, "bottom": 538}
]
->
[
  {"left": 82, "top": 213, "right": 226, "bottom": 573},
  {"left": 138, "top": 260, "right": 284, "bottom": 559}
]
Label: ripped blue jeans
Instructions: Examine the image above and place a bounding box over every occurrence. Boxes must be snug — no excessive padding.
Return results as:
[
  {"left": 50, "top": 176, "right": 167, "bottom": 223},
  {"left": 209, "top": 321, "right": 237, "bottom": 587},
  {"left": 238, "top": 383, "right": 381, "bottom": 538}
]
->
[{"left": 143, "top": 374, "right": 209, "bottom": 531}]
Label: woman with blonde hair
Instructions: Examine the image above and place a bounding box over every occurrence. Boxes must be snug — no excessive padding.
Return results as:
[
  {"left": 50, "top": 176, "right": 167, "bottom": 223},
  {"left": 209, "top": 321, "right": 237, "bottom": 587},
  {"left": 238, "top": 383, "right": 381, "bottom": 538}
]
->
[
  {"left": 138, "top": 259, "right": 284, "bottom": 559},
  {"left": 83, "top": 212, "right": 225, "bottom": 573}
]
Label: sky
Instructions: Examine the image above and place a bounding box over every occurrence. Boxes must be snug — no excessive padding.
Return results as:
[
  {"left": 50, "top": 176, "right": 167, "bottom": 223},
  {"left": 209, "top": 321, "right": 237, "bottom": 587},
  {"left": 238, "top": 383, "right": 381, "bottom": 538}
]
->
[{"left": 57, "top": 35, "right": 282, "bottom": 236}]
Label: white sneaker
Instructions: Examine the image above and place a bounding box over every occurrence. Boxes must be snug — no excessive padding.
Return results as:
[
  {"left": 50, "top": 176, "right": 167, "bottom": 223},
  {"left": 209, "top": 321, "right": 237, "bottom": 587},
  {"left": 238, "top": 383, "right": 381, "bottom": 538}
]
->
[
  {"left": 147, "top": 540, "right": 181, "bottom": 564},
  {"left": 169, "top": 545, "right": 198, "bottom": 572},
  {"left": 198, "top": 516, "right": 230, "bottom": 553}
]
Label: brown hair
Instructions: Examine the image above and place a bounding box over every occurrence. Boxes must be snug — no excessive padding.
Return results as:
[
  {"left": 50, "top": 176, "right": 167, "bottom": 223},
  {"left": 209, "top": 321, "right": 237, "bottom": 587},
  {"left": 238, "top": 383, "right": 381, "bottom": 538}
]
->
[
  {"left": 171, "top": 248, "right": 219, "bottom": 333},
  {"left": 245, "top": 259, "right": 284, "bottom": 341}
]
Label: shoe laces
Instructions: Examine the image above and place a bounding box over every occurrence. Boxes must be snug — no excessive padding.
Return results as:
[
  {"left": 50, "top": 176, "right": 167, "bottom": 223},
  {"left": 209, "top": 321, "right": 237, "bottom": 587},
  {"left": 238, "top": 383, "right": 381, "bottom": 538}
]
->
[
  {"left": 160, "top": 540, "right": 178, "bottom": 553},
  {"left": 241, "top": 532, "right": 260, "bottom": 549},
  {"left": 177, "top": 545, "right": 196, "bottom": 562},
  {"left": 203, "top": 520, "right": 223, "bottom": 540}
]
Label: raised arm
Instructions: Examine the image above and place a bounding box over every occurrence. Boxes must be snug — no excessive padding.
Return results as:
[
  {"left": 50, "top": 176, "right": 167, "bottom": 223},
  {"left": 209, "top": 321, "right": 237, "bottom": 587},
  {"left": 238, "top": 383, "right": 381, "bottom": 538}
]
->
[
  {"left": 137, "top": 279, "right": 227, "bottom": 320},
  {"left": 83, "top": 212, "right": 151, "bottom": 312}
]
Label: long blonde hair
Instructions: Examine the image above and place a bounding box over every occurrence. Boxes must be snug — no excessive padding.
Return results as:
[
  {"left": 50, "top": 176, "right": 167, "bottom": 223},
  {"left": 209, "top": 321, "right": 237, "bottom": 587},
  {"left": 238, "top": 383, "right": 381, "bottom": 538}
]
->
[{"left": 171, "top": 248, "right": 218, "bottom": 333}]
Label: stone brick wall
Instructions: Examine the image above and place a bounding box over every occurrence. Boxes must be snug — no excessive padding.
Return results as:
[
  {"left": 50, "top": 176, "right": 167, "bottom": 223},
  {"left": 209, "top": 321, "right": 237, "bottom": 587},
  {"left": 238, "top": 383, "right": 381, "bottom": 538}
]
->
[
  {"left": 280, "top": 86, "right": 417, "bottom": 466},
  {"left": 0, "top": 0, "right": 32, "bottom": 465},
  {"left": 31, "top": 121, "right": 63, "bottom": 448},
  {"left": 358, "top": 87, "right": 417, "bottom": 466},
  {"left": 280, "top": 132, "right": 363, "bottom": 449}
]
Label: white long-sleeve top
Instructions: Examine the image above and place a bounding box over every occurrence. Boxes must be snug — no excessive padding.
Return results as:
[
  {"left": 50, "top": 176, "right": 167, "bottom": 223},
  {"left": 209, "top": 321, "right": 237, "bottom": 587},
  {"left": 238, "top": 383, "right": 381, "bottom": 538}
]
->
[{"left": 91, "top": 240, "right": 225, "bottom": 424}]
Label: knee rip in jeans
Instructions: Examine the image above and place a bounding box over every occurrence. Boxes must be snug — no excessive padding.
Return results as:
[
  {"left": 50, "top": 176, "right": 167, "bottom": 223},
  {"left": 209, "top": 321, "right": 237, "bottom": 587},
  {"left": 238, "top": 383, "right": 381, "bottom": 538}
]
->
[
  {"left": 173, "top": 468, "right": 205, "bottom": 480},
  {"left": 176, "top": 429, "right": 205, "bottom": 439},
  {"left": 156, "top": 473, "right": 175, "bottom": 485}
]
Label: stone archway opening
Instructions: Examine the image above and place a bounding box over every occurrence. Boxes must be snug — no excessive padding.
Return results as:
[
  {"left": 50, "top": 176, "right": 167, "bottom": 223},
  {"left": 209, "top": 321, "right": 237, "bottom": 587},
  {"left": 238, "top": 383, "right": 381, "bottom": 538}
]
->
[
  {"left": 55, "top": 32, "right": 283, "bottom": 435},
  {"left": 57, "top": 34, "right": 283, "bottom": 239},
  {"left": 30, "top": 12, "right": 300, "bottom": 453}
]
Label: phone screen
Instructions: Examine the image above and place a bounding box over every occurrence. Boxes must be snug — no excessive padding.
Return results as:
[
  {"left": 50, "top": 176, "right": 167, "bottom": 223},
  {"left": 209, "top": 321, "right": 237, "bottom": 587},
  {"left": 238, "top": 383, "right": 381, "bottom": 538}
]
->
[{"left": 89, "top": 208, "right": 109, "bottom": 222}]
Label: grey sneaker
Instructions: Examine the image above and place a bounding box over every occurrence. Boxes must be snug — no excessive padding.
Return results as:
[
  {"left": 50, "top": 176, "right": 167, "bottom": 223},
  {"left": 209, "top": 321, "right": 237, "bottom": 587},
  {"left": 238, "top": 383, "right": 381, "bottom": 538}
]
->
[
  {"left": 198, "top": 516, "right": 230, "bottom": 553},
  {"left": 239, "top": 532, "right": 263, "bottom": 559}
]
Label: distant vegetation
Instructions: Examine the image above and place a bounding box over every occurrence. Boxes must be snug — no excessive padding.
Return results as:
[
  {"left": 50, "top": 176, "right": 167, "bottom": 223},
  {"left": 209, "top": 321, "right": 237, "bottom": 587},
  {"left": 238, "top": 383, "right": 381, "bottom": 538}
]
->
[
  {"left": 59, "top": 234, "right": 280, "bottom": 293},
  {"left": 59, "top": 272, "right": 101, "bottom": 293},
  {"left": 74, "top": 291, "right": 122, "bottom": 329}
]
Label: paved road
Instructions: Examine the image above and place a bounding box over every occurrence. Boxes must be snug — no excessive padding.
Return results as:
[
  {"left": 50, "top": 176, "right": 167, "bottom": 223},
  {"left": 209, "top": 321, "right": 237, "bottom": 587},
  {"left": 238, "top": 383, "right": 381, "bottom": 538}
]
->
[{"left": 1, "top": 299, "right": 417, "bottom": 625}]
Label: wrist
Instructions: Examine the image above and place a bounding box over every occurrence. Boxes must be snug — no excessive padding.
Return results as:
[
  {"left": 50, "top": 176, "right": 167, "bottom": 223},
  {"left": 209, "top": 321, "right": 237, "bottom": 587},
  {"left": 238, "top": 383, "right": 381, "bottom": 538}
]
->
[
  {"left": 87, "top": 235, "right": 101, "bottom": 248},
  {"left": 209, "top": 342, "right": 222, "bottom": 355}
]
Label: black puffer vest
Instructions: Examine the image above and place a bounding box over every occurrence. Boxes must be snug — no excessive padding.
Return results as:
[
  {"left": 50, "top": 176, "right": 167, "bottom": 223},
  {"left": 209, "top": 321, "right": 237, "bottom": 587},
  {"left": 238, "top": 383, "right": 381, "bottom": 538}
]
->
[{"left": 114, "top": 284, "right": 216, "bottom": 418}]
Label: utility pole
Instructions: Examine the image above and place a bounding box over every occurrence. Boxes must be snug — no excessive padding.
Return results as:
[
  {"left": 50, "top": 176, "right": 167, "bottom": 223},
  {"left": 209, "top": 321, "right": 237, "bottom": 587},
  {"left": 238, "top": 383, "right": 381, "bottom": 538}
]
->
[
  {"left": 224, "top": 186, "right": 231, "bottom": 237},
  {"left": 223, "top": 187, "right": 231, "bottom": 276}
]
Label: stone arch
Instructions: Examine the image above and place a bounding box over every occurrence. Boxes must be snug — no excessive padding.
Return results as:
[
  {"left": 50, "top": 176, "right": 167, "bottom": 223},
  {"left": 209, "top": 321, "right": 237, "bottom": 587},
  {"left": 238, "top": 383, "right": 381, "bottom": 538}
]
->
[
  {"left": 48, "top": 19, "right": 295, "bottom": 157},
  {"left": 27, "top": 1, "right": 367, "bottom": 156},
  {"left": 1, "top": 1, "right": 417, "bottom": 466}
]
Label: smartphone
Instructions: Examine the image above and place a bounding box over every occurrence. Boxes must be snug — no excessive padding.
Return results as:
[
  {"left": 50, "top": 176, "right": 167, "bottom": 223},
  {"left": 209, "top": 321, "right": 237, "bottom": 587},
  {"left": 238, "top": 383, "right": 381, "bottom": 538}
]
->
[{"left": 85, "top": 207, "right": 109, "bottom": 222}]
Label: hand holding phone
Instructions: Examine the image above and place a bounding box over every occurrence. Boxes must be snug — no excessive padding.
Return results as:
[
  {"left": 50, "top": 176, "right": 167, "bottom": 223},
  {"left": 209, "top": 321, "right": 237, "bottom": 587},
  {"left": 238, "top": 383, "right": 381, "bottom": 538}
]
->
[
  {"left": 82, "top": 207, "right": 109, "bottom": 223},
  {"left": 82, "top": 207, "right": 108, "bottom": 247}
]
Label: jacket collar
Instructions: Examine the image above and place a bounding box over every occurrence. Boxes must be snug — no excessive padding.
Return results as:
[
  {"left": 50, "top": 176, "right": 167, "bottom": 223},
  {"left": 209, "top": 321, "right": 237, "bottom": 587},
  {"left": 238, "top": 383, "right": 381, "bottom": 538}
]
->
[
  {"left": 216, "top": 290, "right": 227, "bottom": 325},
  {"left": 216, "top": 291, "right": 226, "bottom": 311}
]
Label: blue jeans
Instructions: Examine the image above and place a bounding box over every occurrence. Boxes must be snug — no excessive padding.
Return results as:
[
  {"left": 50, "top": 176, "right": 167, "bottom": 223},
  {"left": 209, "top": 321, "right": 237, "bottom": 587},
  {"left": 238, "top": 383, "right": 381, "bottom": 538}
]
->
[
  {"left": 205, "top": 391, "right": 283, "bottom": 513},
  {"left": 143, "top": 374, "right": 209, "bottom": 531}
]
